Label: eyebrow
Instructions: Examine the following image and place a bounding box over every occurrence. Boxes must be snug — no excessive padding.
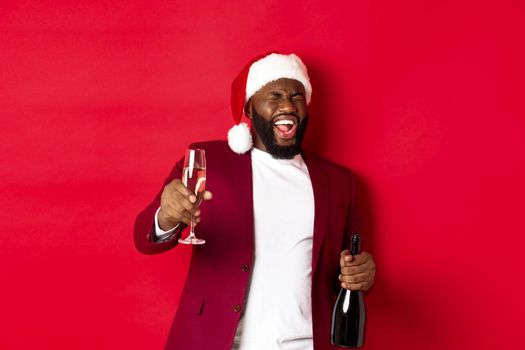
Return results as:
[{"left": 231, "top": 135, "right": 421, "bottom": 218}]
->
[{"left": 268, "top": 90, "right": 304, "bottom": 97}]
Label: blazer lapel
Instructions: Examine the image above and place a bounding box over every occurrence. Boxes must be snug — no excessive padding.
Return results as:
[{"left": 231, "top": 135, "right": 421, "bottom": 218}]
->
[
  {"left": 229, "top": 150, "right": 254, "bottom": 253},
  {"left": 304, "top": 153, "right": 330, "bottom": 275}
]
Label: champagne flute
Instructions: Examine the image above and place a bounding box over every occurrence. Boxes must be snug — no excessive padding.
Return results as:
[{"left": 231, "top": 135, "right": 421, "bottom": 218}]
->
[{"left": 178, "top": 148, "right": 206, "bottom": 245}]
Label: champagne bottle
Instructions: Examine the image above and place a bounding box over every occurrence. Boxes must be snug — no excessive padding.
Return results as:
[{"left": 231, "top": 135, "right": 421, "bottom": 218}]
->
[{"left": 330, "top": 233, "right": 366, "bottom": 348}]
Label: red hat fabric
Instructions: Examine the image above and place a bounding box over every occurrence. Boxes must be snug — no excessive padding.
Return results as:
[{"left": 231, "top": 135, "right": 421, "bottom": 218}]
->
[
  {"left": 228, "top": 52, "right": 312, "bottom": 154},
  {"left": 230, "top": 52, "right": 274, "bottom": 126}
]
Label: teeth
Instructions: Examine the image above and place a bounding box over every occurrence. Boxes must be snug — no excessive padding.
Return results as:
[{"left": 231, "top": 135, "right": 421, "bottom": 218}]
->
[{"left": 274, "top": 120, "right": 294, "bottom": 125}]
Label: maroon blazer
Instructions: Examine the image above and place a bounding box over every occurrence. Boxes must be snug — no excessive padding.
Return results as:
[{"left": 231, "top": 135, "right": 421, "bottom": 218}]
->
[{"left": 134, "top": 140, "right": 360, "bottom": 350}]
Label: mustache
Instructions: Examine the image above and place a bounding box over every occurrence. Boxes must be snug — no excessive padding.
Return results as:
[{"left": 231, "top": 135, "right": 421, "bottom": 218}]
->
[{"left": 272, "top": 112, "right": 299, "bottom": 120}]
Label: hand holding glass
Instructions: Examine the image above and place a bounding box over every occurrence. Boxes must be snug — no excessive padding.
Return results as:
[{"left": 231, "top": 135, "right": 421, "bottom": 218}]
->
[{"left": 178, "top": 148, "right": 206, "bottom": 245}]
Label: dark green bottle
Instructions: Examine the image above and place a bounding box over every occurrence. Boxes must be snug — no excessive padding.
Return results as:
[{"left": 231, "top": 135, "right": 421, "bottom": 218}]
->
[{"left": 330, "top": 233, "right": 365, "bottom": 348}]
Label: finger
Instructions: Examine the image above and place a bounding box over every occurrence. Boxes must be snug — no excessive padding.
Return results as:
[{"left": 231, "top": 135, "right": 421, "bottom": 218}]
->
[
  {"left": 180, "top": 211, "right": 193, "bottom": 224},
  {"left": 180, "top": 212, "right": 203, "bottom": 227},
  {"left": 171, "top": 208, "right": 192, "bottom": 226},
  {"left": 344, "top": 254, "right": 355, "bottom": 264},
  {"left": 164, "top": 179, "right": 178, "bottom": 190},
  {"left": 202, "top": 191, "right": 213, "bottom": 201},
  {"left": 341, "top": 282, "right": 370, "bottom": 291},
  {"left": 166, "top": 179, "right": 187, "bottom": 196},
  {"left": 172, "top": 179, "right": 192, "bottom": 197},
  {"left": 171, "top": 182, "right": 196, "bottom": 205},
  {"left": 166, "top": 201, "right": 189, "bottom": 218},
  {"left": 193, "top": 216, "right": 204, "bottom": 226},
  {"left": 339, "top": 272, "right": 372, "bottom": 285},
  {"left": 340, "top": 249, "right": 352, "bottom": 268},
  {"left": 161, "top": 207, "right": 183, "bottom": 224},
  {"left": 164, "top": 202, "right": 194, "bottom": 222},
  {"left": 180, "top": 216, "right": 192, "bottom": 226},
  {"left": 341, "top": 255, "right": 355, "bottom": 268},
  {"left": 347, "top": 252, "right": 372, "bottom": 266},
  {"left": 170, "top": 191, "right": 195, "bottom": 212},
  {"left": 340, "top": 266, "right": 362, "bottom": 275},
  {"left": 341, "top": 260, "right": 375, "bottom": 274},
  {"left": 170, "top": 197, "right": 200, "bottom": 218},
  {"left": 343, "top": 278, "right": 374, "bottom": 291}
]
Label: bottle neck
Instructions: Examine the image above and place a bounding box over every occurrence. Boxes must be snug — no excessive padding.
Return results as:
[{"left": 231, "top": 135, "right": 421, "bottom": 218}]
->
[{"left": 351, "top": 234, "right": 361, "bottom": 255}]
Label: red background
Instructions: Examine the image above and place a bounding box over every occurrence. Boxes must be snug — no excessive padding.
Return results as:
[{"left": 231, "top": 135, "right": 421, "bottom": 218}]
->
[{"left": 1, "top": 1, "right": 524, "bottom": 349}]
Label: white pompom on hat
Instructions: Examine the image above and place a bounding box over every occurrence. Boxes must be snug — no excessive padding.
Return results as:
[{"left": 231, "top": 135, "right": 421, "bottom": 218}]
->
[{"left": 228, "top": 52, "right": 312, "bottom": 154}]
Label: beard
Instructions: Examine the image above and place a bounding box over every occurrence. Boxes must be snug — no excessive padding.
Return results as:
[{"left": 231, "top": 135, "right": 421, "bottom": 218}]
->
[{"left": 251, "top": 109, "right": 309, "bottom": 159}]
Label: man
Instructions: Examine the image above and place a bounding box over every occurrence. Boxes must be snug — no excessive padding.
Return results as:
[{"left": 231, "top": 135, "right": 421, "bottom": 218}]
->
[{"left": 134, "top": 52, "right": 376, "bottom": 350}]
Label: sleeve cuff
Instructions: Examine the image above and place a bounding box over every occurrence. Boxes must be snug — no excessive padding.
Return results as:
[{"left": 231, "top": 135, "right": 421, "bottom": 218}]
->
[{"left": 154, "top": 207, "right": 180, "bottom": 240}]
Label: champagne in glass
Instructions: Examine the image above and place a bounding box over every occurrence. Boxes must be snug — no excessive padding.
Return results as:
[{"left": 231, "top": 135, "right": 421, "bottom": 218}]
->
[{"left": 178, "top": 148, "right": 206, "bottom": 245}]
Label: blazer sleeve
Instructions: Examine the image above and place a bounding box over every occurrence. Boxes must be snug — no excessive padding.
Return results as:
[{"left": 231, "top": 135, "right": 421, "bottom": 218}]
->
[{"left": 133, "top": 155, "right": 188, "bottom": 255}]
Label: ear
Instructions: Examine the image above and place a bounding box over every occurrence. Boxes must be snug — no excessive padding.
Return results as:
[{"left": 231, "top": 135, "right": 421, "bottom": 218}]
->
[{"left": 244, "top": 99, "right": 253, "bottom": 119}]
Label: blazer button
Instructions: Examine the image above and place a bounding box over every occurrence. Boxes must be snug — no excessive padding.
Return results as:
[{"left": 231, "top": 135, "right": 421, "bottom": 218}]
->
[
  {"left": 233, "top": 304, "right": 241, "bottom": 313},
  {"left": 241, "top": 264, "right": 249, "bottom": 272}
]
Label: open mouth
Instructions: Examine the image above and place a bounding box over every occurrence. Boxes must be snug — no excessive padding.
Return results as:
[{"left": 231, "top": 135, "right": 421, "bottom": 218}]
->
[{"left": 273, "top": 117, "right": 298, "bottom": 140}]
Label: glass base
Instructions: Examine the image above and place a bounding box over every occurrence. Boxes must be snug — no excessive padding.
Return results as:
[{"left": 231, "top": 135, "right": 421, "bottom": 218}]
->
[{"left": 178, "top": 236, "right": 206, "bottom": 245}]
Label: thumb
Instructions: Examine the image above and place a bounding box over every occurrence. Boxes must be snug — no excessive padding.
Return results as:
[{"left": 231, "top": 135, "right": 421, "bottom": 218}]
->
[
  {"left": 340, "top": 249, "right": 352, "bottom": 268},
  {"left": 202, "top": 191, "right": 213, "bottom": 201}
]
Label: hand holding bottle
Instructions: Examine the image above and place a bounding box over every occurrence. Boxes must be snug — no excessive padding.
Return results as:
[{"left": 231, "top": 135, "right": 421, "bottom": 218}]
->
[{"left": 339, "top": 250, "right": 376, "bottom": 291}]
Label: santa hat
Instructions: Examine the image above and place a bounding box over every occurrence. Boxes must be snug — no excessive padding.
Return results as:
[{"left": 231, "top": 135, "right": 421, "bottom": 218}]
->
[{"left": 227, "top": 52, "right": 312, "bottom": 154}]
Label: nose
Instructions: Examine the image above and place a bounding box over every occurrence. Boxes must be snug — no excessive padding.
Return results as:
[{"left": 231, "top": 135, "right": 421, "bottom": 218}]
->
[{"left": 278, "top": 96, "right": 298, "bottom": 114}]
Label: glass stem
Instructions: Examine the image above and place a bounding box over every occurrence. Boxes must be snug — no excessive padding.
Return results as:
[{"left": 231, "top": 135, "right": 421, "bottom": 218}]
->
[{"left": 189, "top": 214, "right": 196, "bottom": 238}]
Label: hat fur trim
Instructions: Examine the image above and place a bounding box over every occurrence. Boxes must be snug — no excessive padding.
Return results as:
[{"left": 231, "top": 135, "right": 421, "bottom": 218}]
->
[
  {"left": 227, "top": 122, "right": 253, "bottom": 154},
  {"left": 245, "top": 53, "right": 312, "bottom": 104}
]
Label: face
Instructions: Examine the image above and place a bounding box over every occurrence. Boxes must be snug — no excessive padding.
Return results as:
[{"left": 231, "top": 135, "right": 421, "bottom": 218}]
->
[{"left": 246, "top": 78, "right": 309, "bottom": 159}]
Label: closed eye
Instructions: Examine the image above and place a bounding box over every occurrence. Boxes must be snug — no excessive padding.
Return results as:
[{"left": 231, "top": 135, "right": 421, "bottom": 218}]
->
[{"left": 292, "top": 93, "right": 305, "bottom": 100}]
